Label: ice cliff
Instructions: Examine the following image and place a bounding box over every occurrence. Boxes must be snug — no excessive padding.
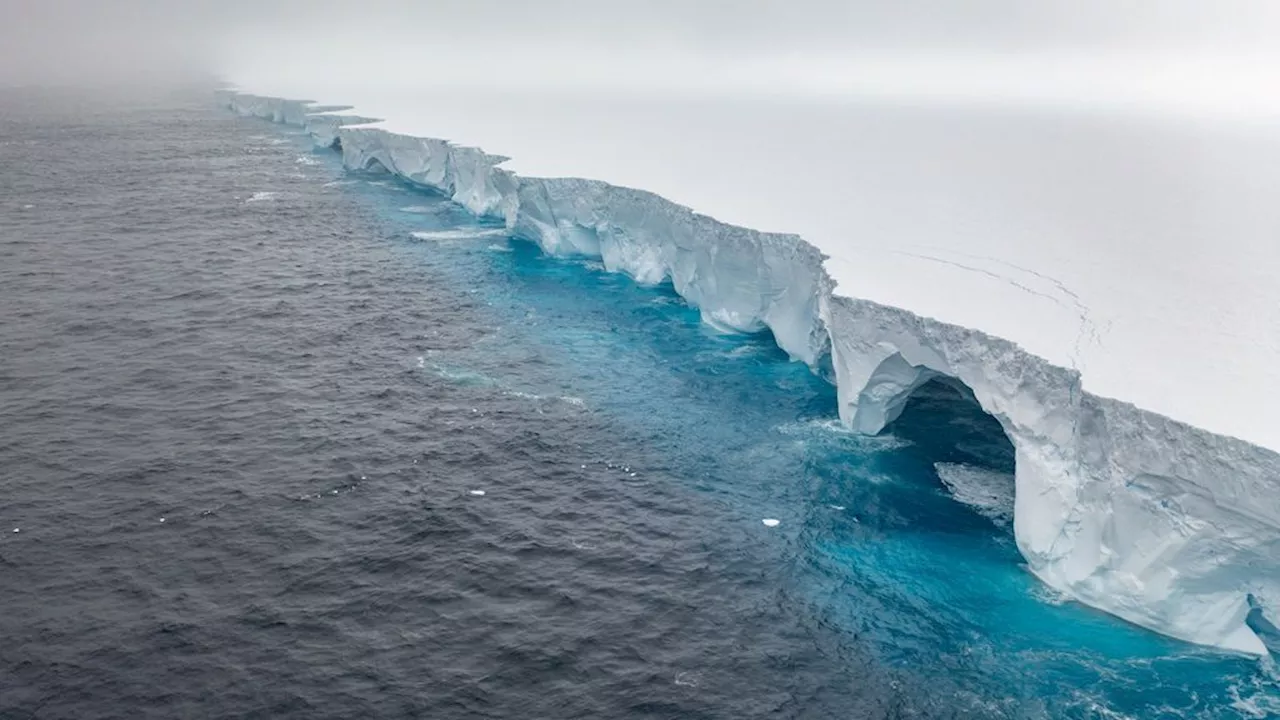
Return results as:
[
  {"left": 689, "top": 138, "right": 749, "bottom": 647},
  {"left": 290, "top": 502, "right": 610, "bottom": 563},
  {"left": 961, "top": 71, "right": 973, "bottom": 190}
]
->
[{"left": 224, "top": 91, "right": 1280, "bottom": 657}]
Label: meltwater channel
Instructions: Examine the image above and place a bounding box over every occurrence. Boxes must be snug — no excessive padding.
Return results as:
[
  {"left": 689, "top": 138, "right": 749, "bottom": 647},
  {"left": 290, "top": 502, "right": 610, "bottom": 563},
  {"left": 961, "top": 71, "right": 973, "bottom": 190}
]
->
[{"left": 1, "top": 87, "right": 1276, "bottom": 719}]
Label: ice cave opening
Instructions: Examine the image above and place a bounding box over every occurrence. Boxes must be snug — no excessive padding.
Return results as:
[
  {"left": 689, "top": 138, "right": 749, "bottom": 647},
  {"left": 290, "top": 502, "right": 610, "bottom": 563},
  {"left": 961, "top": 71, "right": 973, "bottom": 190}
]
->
[{"left": 883, "top": 375, "right": 1018, "bottom": 530}]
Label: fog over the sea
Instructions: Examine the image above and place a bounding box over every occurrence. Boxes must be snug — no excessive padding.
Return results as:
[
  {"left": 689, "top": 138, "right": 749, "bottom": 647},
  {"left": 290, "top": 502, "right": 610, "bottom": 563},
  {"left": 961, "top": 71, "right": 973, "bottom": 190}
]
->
[{"left": 4, "top": 0, "right": 1280, "bottom": 114}]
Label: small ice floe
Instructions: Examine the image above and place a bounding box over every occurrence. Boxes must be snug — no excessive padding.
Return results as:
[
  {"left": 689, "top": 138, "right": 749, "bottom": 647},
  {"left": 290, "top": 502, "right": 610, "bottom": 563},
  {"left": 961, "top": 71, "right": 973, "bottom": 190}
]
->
[
  {"left": 360, "top": 475, "right": 366, "bottom": 481},
  {"left": 761, "top": 518, "right": 780, "bottom": 528},
  {"left": 469, "top": 490, "right": 486, "bottom": 496},
  {"left": 295, "top": 155, "right": 320, "bottom": 166},
  {"left": 246, "top": 191, "right": 277, "bottom": 203},
  {"left": 22, "top": 204, "right": 34, "bottom": 209},
  {"left": 159, "top": 517, "right": 165, "bottom": 523},
  {"left": 12, "top": 528, "right": 18, "bottom": 533},
  {"left": 830, "top": 505, "right": 846, "bottom": 511},
  {"left": 935, "top": 462, "right": 1015, "bottom": 527}
]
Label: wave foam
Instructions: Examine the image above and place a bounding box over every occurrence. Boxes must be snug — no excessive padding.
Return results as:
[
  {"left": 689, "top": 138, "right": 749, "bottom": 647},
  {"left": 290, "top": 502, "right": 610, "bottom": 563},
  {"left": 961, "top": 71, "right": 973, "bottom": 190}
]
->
[{"left": 410, "top": 228, "right": 509, "bottom": 243}]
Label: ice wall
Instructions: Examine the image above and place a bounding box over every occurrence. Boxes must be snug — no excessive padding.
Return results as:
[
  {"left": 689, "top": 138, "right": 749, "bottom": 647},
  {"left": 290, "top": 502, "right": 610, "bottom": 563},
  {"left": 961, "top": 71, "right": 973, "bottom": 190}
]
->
[{"left": 223, "top": 92, "right": 1280, "bottom": 657}]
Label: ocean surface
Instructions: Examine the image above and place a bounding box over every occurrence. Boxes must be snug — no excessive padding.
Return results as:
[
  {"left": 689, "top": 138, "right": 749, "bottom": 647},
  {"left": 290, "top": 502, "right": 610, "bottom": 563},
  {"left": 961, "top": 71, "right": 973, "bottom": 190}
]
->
[{"left": 0, "top": 86, "right": 1276, "bottom": 719}]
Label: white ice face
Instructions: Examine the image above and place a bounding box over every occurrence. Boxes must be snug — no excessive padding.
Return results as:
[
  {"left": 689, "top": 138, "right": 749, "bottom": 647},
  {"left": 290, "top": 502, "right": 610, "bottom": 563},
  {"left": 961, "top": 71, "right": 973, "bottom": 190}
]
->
[{"left": 223, "top": 91, "right": 1279, "bottom": 657}]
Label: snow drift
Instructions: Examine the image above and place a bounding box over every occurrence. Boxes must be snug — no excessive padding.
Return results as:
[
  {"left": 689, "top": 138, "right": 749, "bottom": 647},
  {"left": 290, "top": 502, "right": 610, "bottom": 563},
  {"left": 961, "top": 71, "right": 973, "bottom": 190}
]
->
[{"left": 224, "top": 91, "right": 1279, "bottom": 657}]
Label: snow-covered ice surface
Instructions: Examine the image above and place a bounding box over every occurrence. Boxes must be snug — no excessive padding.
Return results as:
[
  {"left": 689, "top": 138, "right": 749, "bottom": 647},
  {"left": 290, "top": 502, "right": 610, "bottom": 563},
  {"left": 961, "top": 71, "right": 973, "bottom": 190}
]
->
[{"left": 221, "top": 86, "right": 1279, "bottom": 657}]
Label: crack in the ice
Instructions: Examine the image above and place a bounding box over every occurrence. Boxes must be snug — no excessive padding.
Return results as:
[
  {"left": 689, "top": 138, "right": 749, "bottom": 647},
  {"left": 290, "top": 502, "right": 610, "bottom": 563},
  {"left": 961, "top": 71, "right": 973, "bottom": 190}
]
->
[
  {"left": 942, "top": 250, "right": 1108, "bottom": 365},
  {"left": 880, "top": 248, "right": 1102, "bottom": 376}
]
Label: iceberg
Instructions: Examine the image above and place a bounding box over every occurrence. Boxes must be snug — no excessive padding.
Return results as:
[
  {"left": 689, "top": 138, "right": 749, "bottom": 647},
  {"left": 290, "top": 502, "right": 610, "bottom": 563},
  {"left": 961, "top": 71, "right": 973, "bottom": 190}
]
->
[{"left": 222, "top": 90, "right": 1279, "bottom": 657}]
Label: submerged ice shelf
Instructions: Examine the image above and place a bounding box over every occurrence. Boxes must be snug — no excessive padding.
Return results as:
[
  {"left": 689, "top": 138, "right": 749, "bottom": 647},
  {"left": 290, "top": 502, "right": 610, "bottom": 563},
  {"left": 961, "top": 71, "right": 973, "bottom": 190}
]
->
[{"left": 223, "top": 91, "right": 1280, "bottom": 657}]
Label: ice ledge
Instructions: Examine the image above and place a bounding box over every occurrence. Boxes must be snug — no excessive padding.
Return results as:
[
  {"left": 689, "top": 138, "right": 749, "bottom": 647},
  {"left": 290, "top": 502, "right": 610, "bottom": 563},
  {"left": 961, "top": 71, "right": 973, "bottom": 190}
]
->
[{"left": 223, "top": 91, "right": 1279, "bottom": 656}]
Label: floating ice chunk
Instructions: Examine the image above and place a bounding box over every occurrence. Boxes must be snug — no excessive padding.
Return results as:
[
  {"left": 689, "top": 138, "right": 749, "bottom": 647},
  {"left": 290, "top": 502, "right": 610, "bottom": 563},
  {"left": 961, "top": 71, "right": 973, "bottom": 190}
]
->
[
  {"left": 159, "top": 518, "right": 165, "bottom": 523},
  {"left": 12, "top": 528, "right": 18, "bottom": 533},
  {"left": 830, "top": 505, "right": 846, "bottom": 511},
  {"left": 762, "top": 518, "right": 780, "bottom": 527},
  {"left": 934, "top": 462, "right": 1015, "bottom": 527},
  {"left": 470, "top": 490, "right": 486, "bottom": 496},
  {"left": 246, "top": 191, "right": 277, "bottom": 203}
]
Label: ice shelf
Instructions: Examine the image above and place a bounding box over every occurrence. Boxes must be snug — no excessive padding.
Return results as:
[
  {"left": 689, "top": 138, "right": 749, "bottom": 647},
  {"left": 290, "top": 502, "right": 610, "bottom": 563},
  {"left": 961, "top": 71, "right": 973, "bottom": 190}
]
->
[{"left": 222, "top": 89, "right": 1279, "bottom": 657}]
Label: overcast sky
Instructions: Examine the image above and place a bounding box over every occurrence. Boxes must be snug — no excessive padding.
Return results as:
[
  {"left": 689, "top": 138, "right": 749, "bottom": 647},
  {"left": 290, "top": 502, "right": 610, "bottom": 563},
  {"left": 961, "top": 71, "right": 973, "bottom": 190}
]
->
[{"left": 4, "top": 0, "right": 1280, "bottom": 114}]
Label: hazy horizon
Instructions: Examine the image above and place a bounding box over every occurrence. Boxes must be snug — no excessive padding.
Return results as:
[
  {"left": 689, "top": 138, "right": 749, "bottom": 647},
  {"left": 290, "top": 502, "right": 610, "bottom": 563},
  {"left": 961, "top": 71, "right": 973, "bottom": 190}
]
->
[{"left": 5, "top": 0, "right": 1280, "bottom": 116}]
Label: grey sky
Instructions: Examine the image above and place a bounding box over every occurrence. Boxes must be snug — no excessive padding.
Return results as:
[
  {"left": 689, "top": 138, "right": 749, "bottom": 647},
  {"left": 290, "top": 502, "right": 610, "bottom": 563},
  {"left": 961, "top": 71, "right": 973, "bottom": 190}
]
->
[{"left": 4, "top": 0, "right": 1280, "bottom": 98}]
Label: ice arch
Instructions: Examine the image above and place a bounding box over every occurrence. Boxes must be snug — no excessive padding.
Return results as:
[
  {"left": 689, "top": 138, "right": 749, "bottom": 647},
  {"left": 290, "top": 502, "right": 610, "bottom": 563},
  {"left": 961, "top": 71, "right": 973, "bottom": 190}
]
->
[{"left": 824, "top": 293, "right": 1273, "bottom": 655}]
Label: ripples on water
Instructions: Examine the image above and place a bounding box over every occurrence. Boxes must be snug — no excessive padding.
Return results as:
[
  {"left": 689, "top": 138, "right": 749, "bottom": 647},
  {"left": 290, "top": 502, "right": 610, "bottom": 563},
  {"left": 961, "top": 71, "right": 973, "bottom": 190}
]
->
[{"left": 0, "top": 87, "right": 1275, "bottom": 719}]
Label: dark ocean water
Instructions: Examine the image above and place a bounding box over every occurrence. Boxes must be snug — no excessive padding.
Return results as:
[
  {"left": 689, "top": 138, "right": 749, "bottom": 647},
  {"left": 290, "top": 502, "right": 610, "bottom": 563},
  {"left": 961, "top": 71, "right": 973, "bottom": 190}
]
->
[{"left": 1, "top": 86, "right": 1276, "bottom": 719}]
